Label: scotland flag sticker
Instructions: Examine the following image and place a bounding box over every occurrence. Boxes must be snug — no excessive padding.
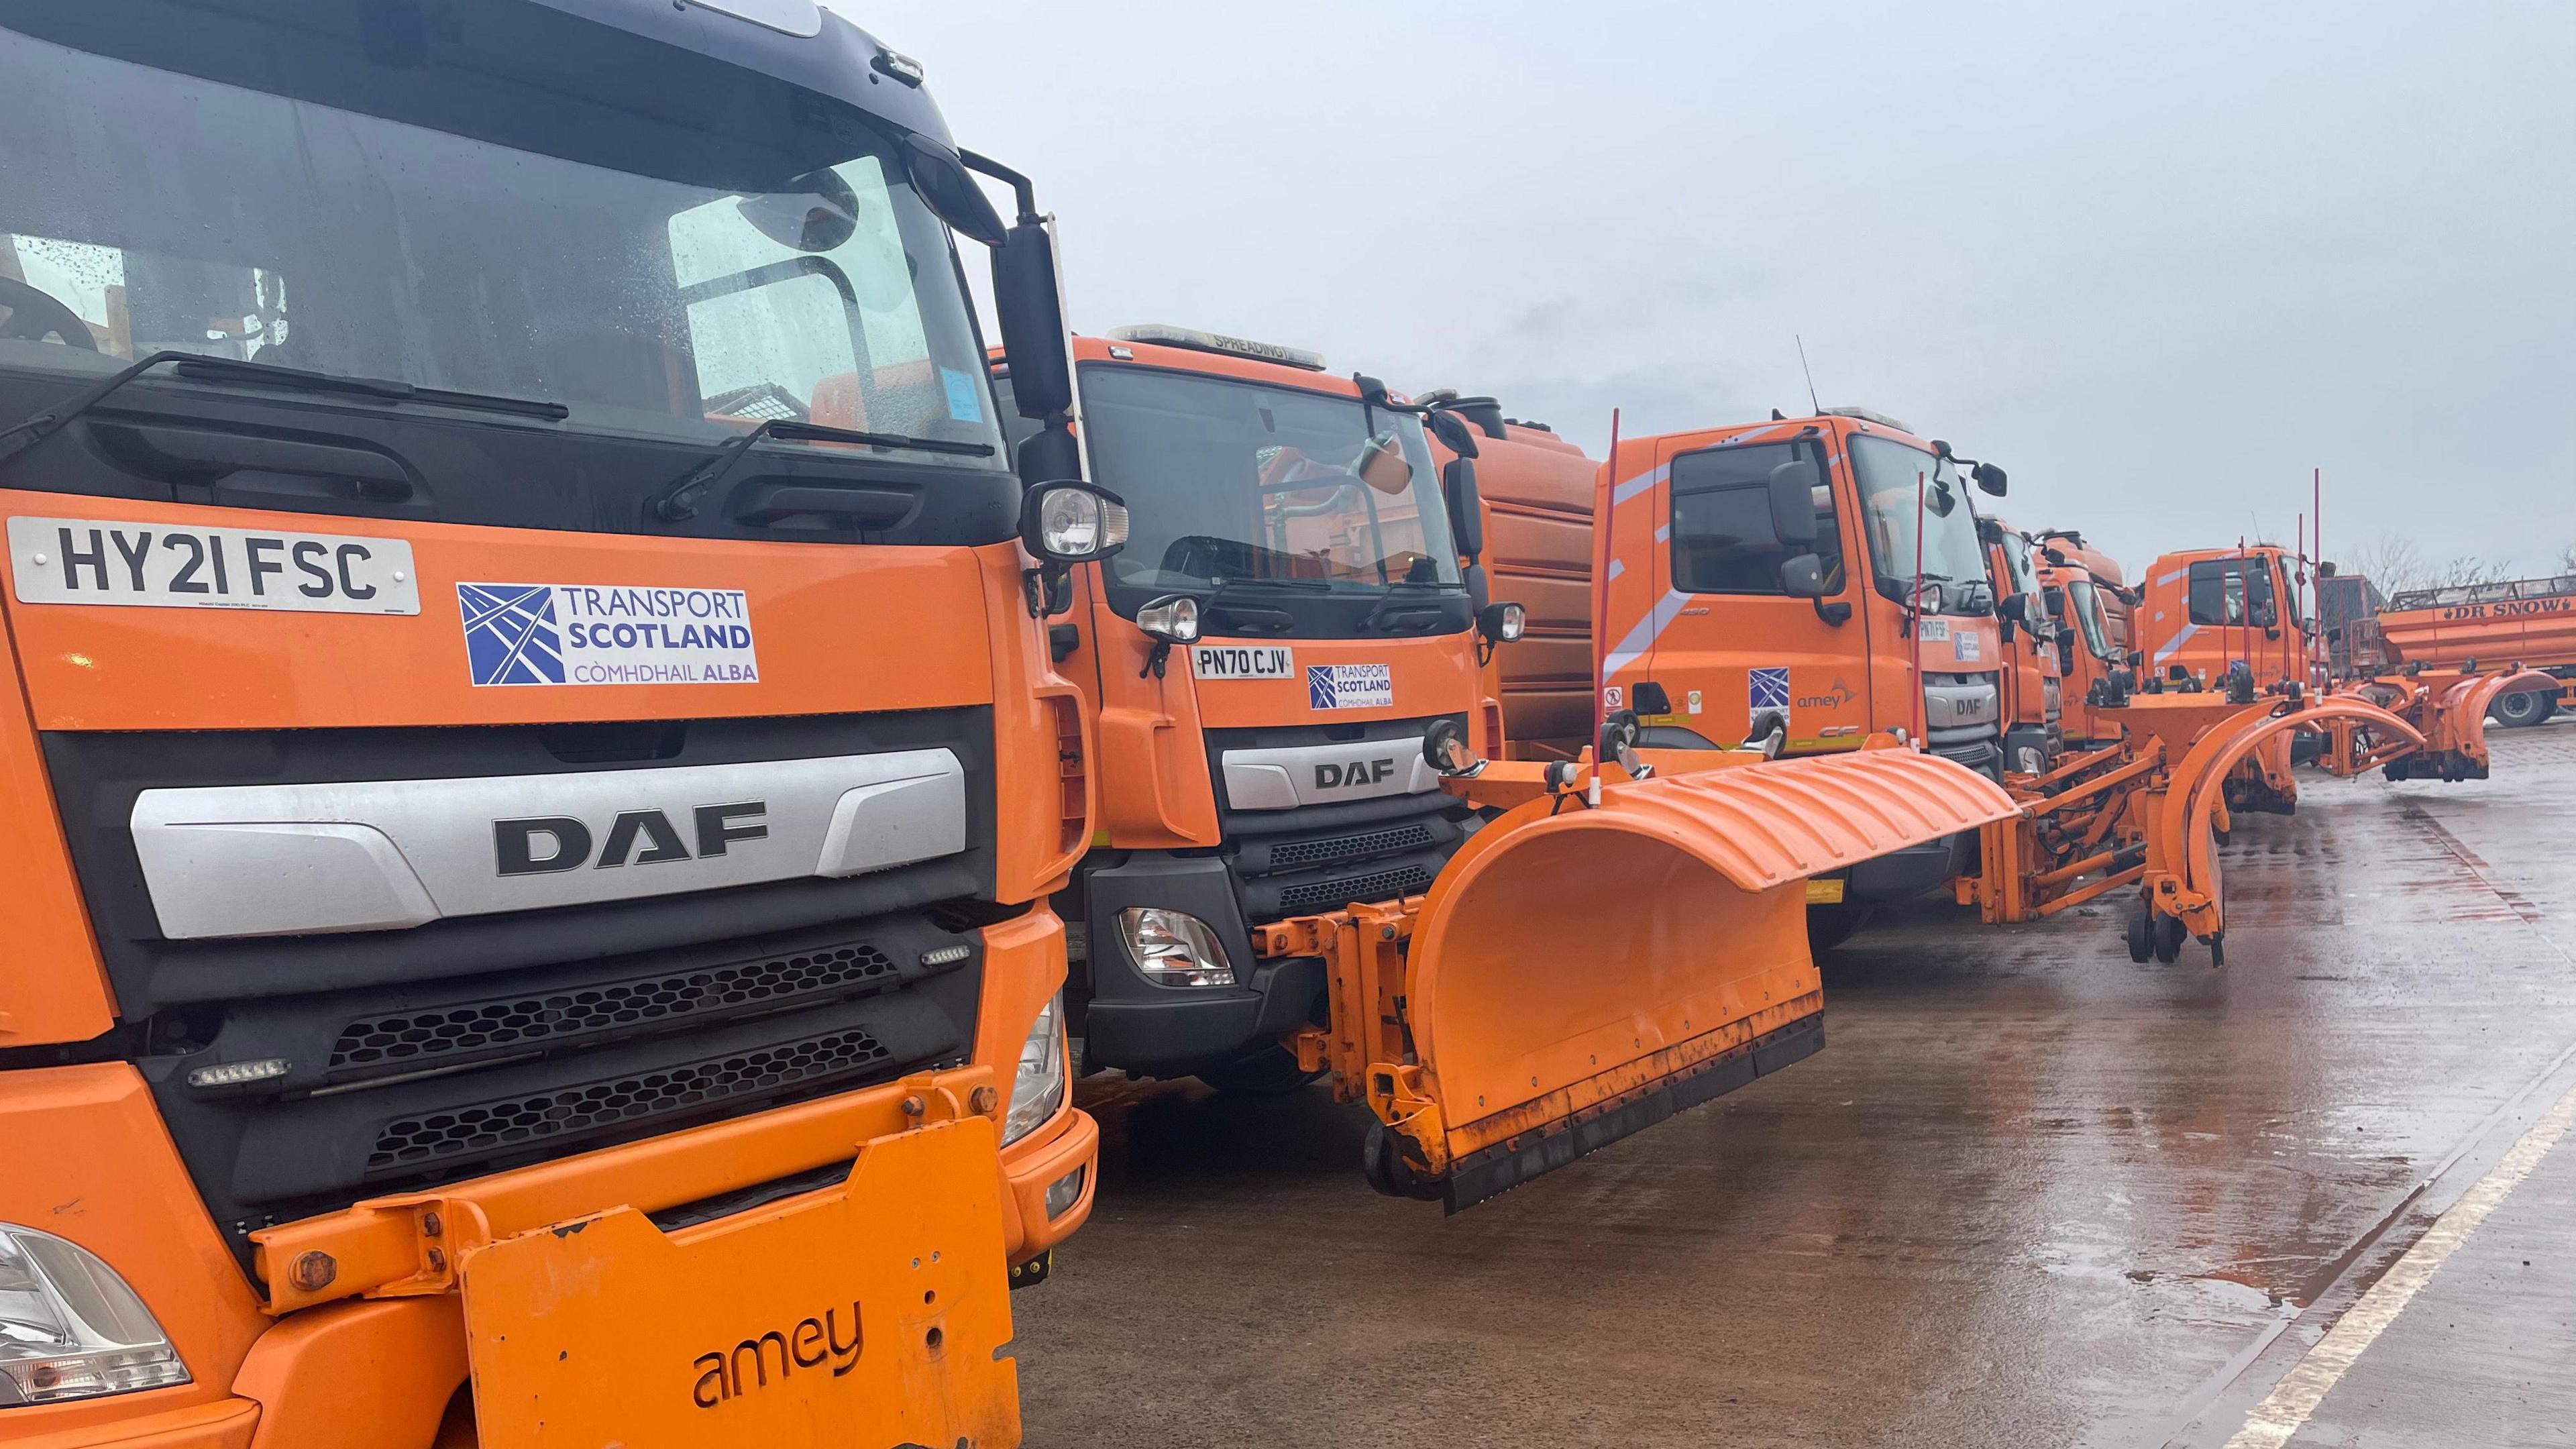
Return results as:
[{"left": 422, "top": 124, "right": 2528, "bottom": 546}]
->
[
  {"left": 1307, "top": 662, "right": 1394, "bottom": 710},
  {"left": 460, "top": 582, "right": 758, "bottom": 687}
]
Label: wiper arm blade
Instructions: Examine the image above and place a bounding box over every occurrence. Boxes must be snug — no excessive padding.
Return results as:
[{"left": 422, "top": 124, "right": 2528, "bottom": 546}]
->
[
  {"left": 171, "top": 356, "right": 570, "bottom": 420},
  {"left": 653, "top": 417, "right": 995, "bottom": 523},
  {"left": 0, "top": 350, "right": 572, "bottom": 471}
]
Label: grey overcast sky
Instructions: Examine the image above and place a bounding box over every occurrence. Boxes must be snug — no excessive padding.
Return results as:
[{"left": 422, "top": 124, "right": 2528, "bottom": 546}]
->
[{"left": 860, "top": 0, "right": 2574, "bottom": 581}]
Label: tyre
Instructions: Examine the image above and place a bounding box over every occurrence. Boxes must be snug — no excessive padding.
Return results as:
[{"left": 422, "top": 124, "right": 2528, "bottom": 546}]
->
[
  {"left": 2126, "top": 902, "right": 2153, "bottom": 963},
  {"left": 2493, "top": 690, "right": 2555, "bottom": 729},
  {"left": 1194, "top": 1044, "right": 1324, "bottom": 1097},
  {"left": 1807, "top": 902, "right": 1865, "bottom": 953},
  {"left": 2152, "top": 913, "right": 2185, "bottom": 964}
]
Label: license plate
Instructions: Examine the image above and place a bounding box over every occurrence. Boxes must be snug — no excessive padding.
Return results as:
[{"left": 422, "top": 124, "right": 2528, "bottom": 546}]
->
[
  {"left": 7, "top": 515, "right": 419, "bottom": 614},
  {"left": 1193, "top": 644, "right": 1293, "bottom": 679},
  {"left": 1805, "top": 877, "right": 1847, "bottom": 904},
  {"left": 460, "top": 1116, "right": 1018, "bottom": 1448}
]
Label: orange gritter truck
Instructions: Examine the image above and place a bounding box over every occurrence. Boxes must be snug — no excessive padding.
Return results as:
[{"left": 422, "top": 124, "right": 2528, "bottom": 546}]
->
[
  {"left": 0, "top": 2, "right": 1116, "bottom": 1443},
  {"left": 1002, "top": 333, "right": 2019, "bottom": 1205}
]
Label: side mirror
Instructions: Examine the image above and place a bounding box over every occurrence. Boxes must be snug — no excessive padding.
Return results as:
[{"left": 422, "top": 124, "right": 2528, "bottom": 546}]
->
[
  {"left": 1972, "top": 462, "right": 2007, "bottom": 497},
  {"left": 1767, "top": 460, "right": 1820, "bottom": 545},
  {"left": 1780, "top": 551, "right": 1829, "bottom": 598},
  {"left": 900, "top": 138, "right": 1007, "bottom": 245},
  {"left": 1444, "top": 457, "right": 1485, "bottom": 559},
  {"left": 1426, "top": 409, "right": 1480, "bottom": 458},
  {"left": 2318, "top": 561, "right": 2339, "bottom": 578},
  {"left": 2127, "top": 649, "right": 2146, "bottom": 669},
  {"left": 1630, "top": 681, "right": 1672, "bottom": 715},
  {"left": 2055, "top": 625, "right": 2078, "bottom": 651},
  {"left": 990, "top": 221, "right": 1072, "bottom": 420}
]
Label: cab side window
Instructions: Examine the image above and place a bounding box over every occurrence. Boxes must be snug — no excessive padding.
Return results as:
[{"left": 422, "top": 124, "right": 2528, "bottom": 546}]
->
[
  {"left": 1668, "top": 440, "right": 1841, "bottom": 595},
  {"left": 2188, "top": 559, "right": 2275, "bottom": 627}
]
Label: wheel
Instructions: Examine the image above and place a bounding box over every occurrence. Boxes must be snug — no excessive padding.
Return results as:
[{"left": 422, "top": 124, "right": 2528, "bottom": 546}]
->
[
  {"left": 2126, "top": 902, "right": 2154, "bottom": 963},
  {"left": 1194, "top": 1044, "right": 1324, "bottom": 1097},
  {"left": 2493, "top": 689, "right": 2554, "bottom": 729},
  {"left": 1807, "top": 902, "right": 1864, "bottom": 954},
  {"left": 2152, "top": 913, "right": 2185, "bottom": 964}
]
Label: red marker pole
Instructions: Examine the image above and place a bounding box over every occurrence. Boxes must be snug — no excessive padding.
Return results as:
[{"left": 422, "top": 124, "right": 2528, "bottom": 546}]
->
[
  {"left": 1591, "top": 409, "right": 1620, "bottom": 714},
  {"left": 1912, "top": 470, "right": 1927, "bottom": 747}
]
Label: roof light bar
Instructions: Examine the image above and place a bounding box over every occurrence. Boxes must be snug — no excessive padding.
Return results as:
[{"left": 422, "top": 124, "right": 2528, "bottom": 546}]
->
[
  {"left": 1819, "top": 405, "right": 1917, "bottom": 435},
  {"left": 1106, "top": 325, "right": 1325, "bottom": 372}
]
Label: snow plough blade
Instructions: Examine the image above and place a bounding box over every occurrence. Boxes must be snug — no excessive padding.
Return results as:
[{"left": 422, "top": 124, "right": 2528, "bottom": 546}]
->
[
  {"left": 2385, "top": 667, "right": 2559, "bottom": 781},
  {"left": 1260, "top": 745, "right": 2013, "bottom": 1212}
]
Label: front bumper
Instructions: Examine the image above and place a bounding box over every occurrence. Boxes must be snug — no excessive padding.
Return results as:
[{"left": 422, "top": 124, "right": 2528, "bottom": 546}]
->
[{"left": 1079, "top": 853, "right": 1325, "bottom": 1076}]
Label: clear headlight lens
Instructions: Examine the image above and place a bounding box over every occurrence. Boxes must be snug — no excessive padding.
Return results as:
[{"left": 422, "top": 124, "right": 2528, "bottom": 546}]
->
[
  {"left": 1116, "top": 907, "right": 1236, "bottom": 988},
  {"left": 1136, "top": 594, "right": 1201, "bottom": 643},
  {"left": 1034, "top": 486, "right": 1131, "bottom": 559},
  {"left": 1002, "top": 994, "right": 1067, "bottom": 1146},
  {"left": 1497, "top": 602, "right": 1527, "bottom": 641},
  {"left": 0, "top": 1224, "right": 189, "bottom": 1406}
]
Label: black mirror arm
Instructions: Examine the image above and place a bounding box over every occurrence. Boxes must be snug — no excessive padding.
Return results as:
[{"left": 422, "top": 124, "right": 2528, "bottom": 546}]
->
[
  {"left": 958, "top": 149, "right": 1040, "bottom": 224},
  {"left": 1813, "top": 598, "right": 1853, "bottom": 626}
]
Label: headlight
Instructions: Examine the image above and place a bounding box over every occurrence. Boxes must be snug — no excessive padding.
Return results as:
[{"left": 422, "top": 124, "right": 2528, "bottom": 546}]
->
[
  {"left": 1002, "top": 994, "right": 1067, "bottom": 1146},
  {"left": 0, "top": 1224, "right": 189, "bottom": 1406},
  {"left": 1019, "top": 482, "right": 1130, "bottom": 564},
  {"left": 1497, "top": 602, "right": 1527, "bottom": 642},
  {"left": 1116, "top": 907, "right": 1236, "bottom": 988}
]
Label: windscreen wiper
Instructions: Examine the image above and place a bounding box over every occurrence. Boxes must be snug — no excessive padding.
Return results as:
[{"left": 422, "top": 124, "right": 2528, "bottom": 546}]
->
[
  {"left": 0, "top": 351, "right": 569, "bottom": 466},
  {"left": 655, "top": 417, "right": 995, "bottom": 521}
]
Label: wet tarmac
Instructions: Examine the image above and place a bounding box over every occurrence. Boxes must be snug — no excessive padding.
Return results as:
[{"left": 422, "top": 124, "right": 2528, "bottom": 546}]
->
[{"left": 1016, "top": 721, "right": 2576, "bottom": 1448}]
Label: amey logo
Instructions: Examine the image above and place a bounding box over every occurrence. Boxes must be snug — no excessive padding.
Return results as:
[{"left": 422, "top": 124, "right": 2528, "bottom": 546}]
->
[
  {"left": 1796, "top": 678, "right": 1856, "bottom": 710},
  {"left": 691, "top": 1301, "right": 863, "bottom": 1408}
]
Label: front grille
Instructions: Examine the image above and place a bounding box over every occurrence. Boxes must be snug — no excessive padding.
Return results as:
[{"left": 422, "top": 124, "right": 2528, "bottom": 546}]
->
[
  {"left": 368, "top": 1026, "right": 892, "bottom": 1172},
  {"left": 1278, "top": 864, "right": 1436, "bottom": 916},
  {"left": 1267, "top": 822, "right": 1438, "bottom": 871},
  {"left": 329, "top": 943, "right": 898, "bottom": 1073}
]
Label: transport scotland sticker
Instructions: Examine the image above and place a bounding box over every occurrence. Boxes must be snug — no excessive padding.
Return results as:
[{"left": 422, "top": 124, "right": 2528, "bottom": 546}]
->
[
  {"left": 460, "top": 582, "right": 757, "bottom": 686},
  {"left": 1307, "top": 662, "right": 1393, "bottom": 710}
]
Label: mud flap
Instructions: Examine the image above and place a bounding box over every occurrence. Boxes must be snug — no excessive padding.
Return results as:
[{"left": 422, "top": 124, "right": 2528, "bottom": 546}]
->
[
  {"left": 459, "top": 1116, "right": 1018, "bottom": 1449},
  {"left": 1386, "top": 747, "right": 2015, "bottom": 1210}
]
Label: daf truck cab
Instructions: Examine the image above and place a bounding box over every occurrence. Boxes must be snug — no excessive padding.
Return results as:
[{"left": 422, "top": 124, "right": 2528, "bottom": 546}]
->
[
  {"left": 2041, "top": 556, "right": 2129, "bottom": 747},
  {"left": 997, "top": 327, "right": 1513, "bottom": 1092},
  {"left": 1595, "top": 409, "right": 2011, "bottom": 915},
  {"left": 0, "top": 3, "right": 1110, "bottom": 1443},
  {"left": 1981, "top": 515, "right": 2062, "bottom": 777}
]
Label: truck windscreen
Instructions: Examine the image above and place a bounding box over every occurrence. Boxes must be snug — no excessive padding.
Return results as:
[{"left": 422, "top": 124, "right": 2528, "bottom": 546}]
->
[
  {"left": 1851, "top": 434, "right": 1990, "bottom": 612},
  {"left": 0, "top": 15, "right": 1004, "bottom": 470},
  {"left": 1075, "top": 364, "right": 1461, "bottom": 598}
]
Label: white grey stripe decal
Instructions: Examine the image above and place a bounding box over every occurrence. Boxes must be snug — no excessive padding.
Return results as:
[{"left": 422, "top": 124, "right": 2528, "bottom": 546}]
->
[
  {"left": 1602, "top": 588, "right": 1691, "bottom": 679},
  {"left": 2153, "top": 621, "right": 2200, "bottom": 664}
]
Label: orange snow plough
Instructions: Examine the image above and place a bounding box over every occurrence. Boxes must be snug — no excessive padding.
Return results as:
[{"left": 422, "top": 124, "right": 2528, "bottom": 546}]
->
[
  {"left": 2319, "top": 664, "right": 2563, "bottom": 782},
  {"left": 1262, "top": 731, "right": 2012, "bottom": 1210}
]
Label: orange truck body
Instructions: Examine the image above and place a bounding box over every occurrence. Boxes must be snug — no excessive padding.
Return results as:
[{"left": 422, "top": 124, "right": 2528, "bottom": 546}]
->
[
  {"left": 2041, "top": 557, "right": 2131, "bottom": 747},
  {"left": 2137, "top": 544, "right": 2312, "bottom": 691},
  {"left": 996, "top": 331, "right": 1488, "bottom": 1089},
  {"left": 1982, "top": 516, "right": 2064, "bottom": 775},
  {"left": 1, "top": 5, "right": 1095, "bottom": 1444},
  {"left": 2037, "top": 530, "right": 2134, "bottom": 649},
  {"left": 1590, "top": 410, "right": 2010, "bottom": 905},
  {"left": 2367, "top": 574, "right": 2576, "bottom": 724}
]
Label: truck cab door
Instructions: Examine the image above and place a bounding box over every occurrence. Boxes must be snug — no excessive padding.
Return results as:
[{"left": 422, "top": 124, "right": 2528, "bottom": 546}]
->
[{"left": 1641, "top": 431, "right": 1869, "bottom": 751}]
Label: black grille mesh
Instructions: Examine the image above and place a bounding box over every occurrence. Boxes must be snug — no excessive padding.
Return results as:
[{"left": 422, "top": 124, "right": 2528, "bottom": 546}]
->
[
  {"left": 1278, "top": 864, "right": 1435, "bottom": 916},
  {"left": 366, "top": 1026, "right": 890, "bottom": 1171},
  {"left": 1267, "top": 822, "right": 1438, "bottom": 871},
  {"left": 328, "top": 943, "right": 899, "bottom": 1072}
]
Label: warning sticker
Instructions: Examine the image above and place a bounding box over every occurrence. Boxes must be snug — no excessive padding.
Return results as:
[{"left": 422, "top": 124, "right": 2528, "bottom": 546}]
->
[
  {"left": 459, "top": 582, "right": 757, "bottom": 687},
  {"left": 1750, "top": 665, "right": 1790, "bottom": 728},
  {"left": 1307, "top": 663, "right": 1393, "bottom": 710}
]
